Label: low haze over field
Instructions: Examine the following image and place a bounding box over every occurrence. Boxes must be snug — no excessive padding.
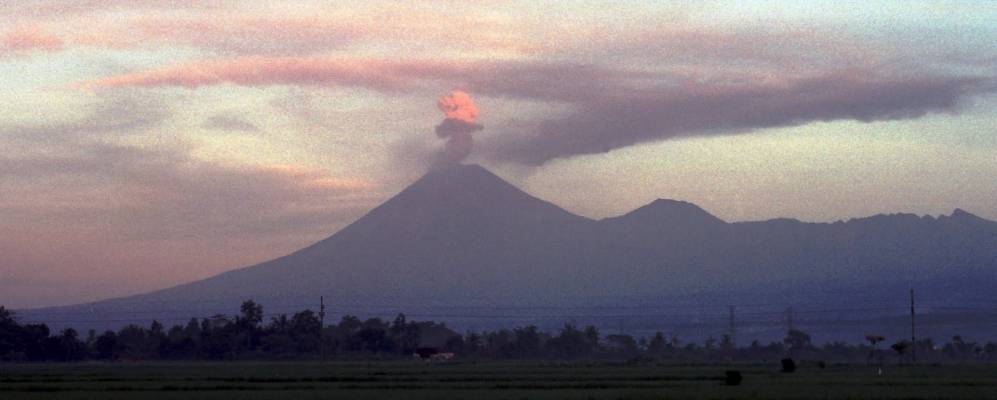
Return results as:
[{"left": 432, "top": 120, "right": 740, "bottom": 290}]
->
[{"left": 1, "top": 1, "right": 996, "bottom": 308}]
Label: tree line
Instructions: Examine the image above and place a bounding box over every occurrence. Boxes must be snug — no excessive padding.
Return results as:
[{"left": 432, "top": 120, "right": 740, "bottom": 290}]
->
[{"left": 2, "top": 302, "right": 996, "bottom": 363}]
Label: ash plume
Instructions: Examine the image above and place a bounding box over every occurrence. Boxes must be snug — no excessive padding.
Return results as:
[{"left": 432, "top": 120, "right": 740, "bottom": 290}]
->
[{"left": 434, "top": 90, "right": 483, "bottom": 165}]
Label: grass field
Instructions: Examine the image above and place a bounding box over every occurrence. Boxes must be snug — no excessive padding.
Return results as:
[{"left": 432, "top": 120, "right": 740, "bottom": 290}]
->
[{"left": 2, "top": 361, "right": 996, "bottom": 399}]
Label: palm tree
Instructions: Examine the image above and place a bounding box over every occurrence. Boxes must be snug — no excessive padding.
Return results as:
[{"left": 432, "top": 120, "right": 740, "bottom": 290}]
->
[{"left": 865, "top": 335, "right": 885, "bottom": 363}]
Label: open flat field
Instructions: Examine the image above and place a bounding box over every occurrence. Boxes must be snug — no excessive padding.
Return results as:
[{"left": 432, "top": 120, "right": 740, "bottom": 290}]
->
[{"left": 1, "top": 361, "right": 996, "bottom": 400}]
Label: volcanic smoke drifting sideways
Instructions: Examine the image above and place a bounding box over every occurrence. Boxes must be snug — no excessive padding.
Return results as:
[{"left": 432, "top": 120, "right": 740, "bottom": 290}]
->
[{"left": 434, "top": 90, "right": 483, "bottom": 165}]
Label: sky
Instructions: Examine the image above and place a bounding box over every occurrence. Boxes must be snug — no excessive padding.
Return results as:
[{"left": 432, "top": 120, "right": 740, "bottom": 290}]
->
[{"left": 1, "top": 1, "right": 995, "bottom": 308}]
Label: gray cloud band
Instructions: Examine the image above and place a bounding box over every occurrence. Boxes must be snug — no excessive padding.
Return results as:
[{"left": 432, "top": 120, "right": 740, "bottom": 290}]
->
[
  {"left": 480, "top": 73, "right": 990, "bottom": 165},
  {"left": 82, "top": 57, "right": 994, "bottom": 166}
]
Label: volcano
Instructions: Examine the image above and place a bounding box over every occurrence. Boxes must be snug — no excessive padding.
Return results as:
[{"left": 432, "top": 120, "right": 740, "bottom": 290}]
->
[{"left": 21, "top": 164, "right": 997, "bottom": 341}]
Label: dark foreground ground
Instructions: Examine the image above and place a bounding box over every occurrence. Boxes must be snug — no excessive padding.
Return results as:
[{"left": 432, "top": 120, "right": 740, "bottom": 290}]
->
[{"left": 2, "top": 361, "right": 996, "bottom": 400}]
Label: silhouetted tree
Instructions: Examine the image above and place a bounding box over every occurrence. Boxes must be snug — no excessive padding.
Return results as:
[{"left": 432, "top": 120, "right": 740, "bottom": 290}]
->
[
  {"left": 547, "top": 324, "right": 594, "bottom": 359},
  {"left": 865, "top": 335, "right": 885, "bottom": 363},
  {"left": 354, "top": 317, "right": 389, "bottom": 353},
  {"left": 720, "top": 334, "right": 735, "bottom": 352},
  {"left": 647, "top": 331, "right": 669, "bottom": 356},
  {"left": 0, "top": 307, "right": 19, "bottom": 360},
  {"left": 21, "top": 323, "right": 51, "bottom": 361},
  {"left": 704, "top": 336, "right": 717, "bottom": 352},
  {"left": 483, "top": 329, "right": 513, "bottom": 358},
  {"left": 1, "top": 300, "right": 990, "bottom": 364},
  {"left": 983, "top": 342, "right": 997, "bottom": 361},
  {"left": 511, "top": 326, "right": 542, "bottom": 358},
  {"left": 234, "top": 301, "right": 264, "bottom": 355},
  {"left": 583, "top": 326, "right": 600, "bottom": 350},
  {"left": 93, "top": 331, "right": 117, "bottom": 360},
  {"left": 605, "top": 334, "right": 639, "bottom": 357},
  {"left": 52, "top": 328, "right": 86, "bottom": 361},
  {"left": 890, "top": 340, "right": 910, "bottom": 365},
  {"left": 199, "top": 315, "right": 234, "bottom": 360},
  {"left": 784, "top": 329, "right": 812, "bottom": 356},
  {"left": 163, "top": 322, "right": 197, "bottom": 359},
  {"left": 463, "top": 331, "right": 482, "bottom": 355},
  {"left": 390, "top": 314, "right": 420, "bottom": 355},
  {"left": 942, "top": 335, "right": 979, "bottom": 361},
  {"left": 239, "top": 301, "right": 264, "bottom": 327}
]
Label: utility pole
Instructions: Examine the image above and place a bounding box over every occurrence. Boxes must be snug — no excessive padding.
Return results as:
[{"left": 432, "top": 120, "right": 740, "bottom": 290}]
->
[
  {"left": 785, "top": 306, "right": 795, "bottom": 333},
  {"left": 910, "top": 289, "right": 916, "bottom": 364},
  {"left": 319, "top": 296, "right": 326, "bottom": 361},
  {"left": 728, "top": 305, "right": 736, "bottom": 347}
]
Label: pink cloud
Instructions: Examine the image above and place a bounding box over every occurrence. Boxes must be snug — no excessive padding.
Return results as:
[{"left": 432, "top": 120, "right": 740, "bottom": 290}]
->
[
  {"left": 83, "top": 57, "right": 460, "bottom": 90},
  {"left": 0, "top": 0, "right": 224, "bottom": 18},
  {"left": 81, "top": 56, "right": 653, "bottom": 102},
  {"left": 3, "top": 2, "right": 544, "bottom": 58},
  {"left": 259, "top": 165, "right": 372, "bottom": 191},
  {"left": 24, "top": 7, "right": 536, "bottom": 57},
  {"left": 74, "top": 15, "right": 361, "bottom": 55},
  {"left": 1, "top": 25, "right": 63, "bottom": 55}
]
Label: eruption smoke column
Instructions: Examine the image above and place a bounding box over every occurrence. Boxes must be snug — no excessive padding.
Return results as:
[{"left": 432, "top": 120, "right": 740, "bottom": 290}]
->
[{"left": 434, "top": 90, "right": 483, "bottom": 165}]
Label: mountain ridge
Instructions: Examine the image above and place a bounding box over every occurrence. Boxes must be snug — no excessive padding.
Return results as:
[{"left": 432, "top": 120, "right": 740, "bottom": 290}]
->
[{"left": 17, "top": 164, "right": 997, "bottom": 342}]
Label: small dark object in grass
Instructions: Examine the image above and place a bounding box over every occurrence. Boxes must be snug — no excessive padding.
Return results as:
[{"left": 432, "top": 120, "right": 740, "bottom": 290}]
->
[
  {"left": 817, "top": 361, "right": 826, "bottom": 369},
  {"left": 414, "top": 347, "right": 438, "bottom": 359},
  {"left": 725, "top": 370, "right": 742, "bottom": 386},
  {"left": 781, "top": 358, "right": 796, "bottom": 373}
]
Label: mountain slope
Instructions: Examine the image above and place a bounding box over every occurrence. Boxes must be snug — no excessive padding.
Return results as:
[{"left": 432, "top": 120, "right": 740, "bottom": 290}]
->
[
  {"left": 19, "top": 164, "right": 997, "bottom": 341},
  {"left": 66, "top": 164, "right": 601, "bottom": 310}
]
